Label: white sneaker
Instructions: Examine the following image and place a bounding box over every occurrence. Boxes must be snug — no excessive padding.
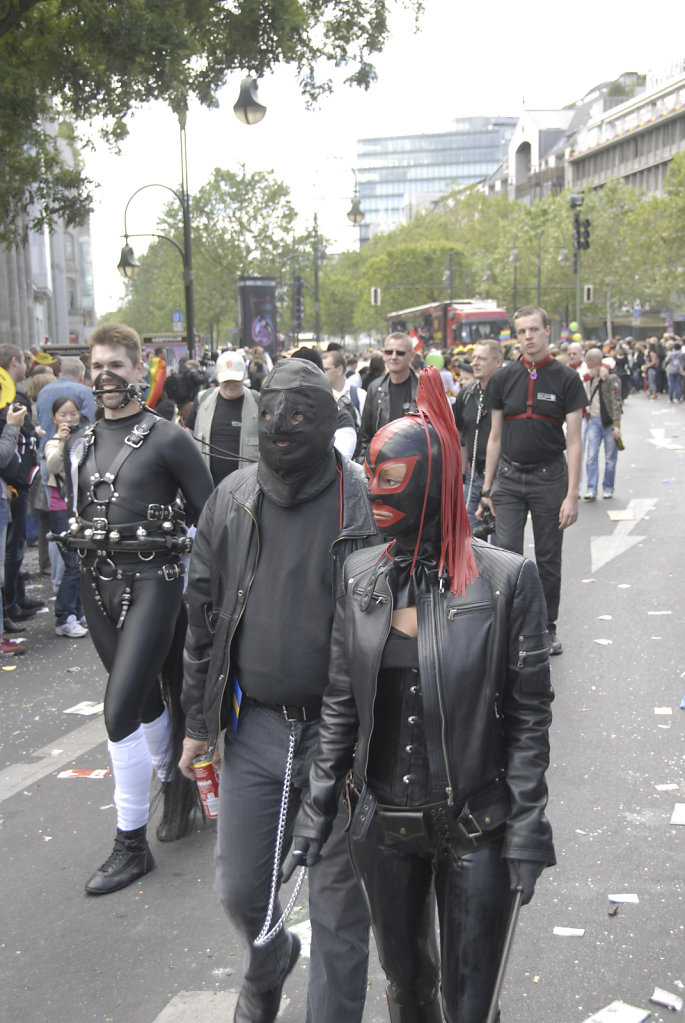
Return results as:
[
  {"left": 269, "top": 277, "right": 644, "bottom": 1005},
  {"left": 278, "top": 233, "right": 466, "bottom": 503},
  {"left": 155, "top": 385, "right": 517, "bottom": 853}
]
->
[{"left": 55, "top": 615, "right": 88, "bottom": 638}]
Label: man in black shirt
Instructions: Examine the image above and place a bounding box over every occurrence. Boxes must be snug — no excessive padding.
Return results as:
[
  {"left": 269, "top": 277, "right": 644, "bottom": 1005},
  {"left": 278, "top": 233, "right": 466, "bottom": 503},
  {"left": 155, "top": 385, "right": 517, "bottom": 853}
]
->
[
  {"left": 185, "top": 351, "right": 259, "bottom": 486},
  {"left": 355, "top": 332, "right": 419, "bottom": 462},
  {"left": 453, "top": 338, "right": 503, "bottom": 531},
  {"left": 478, "top": 306, "right": 587, "bottom": 656},
  {"left": 180, "top": 359, "right": 378, "bottom": 1023}
]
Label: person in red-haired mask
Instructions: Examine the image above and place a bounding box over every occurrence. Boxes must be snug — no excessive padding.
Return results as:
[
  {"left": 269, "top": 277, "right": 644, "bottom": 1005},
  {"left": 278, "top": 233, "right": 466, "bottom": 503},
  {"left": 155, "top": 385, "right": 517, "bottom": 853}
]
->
[{"left": 285, "top": 367, "right": 556, "bottom": 1023}]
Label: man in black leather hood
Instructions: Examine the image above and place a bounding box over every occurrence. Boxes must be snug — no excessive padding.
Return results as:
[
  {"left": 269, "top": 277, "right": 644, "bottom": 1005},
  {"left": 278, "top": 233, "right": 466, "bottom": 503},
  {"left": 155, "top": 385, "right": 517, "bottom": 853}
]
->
[{"left": 180, "top": 358, "right": 378, "bottom": 1023}]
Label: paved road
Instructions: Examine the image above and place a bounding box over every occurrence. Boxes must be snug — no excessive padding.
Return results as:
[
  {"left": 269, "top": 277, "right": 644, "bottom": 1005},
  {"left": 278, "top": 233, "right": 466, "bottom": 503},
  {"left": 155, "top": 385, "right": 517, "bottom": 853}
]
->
[{"left": 1, "top": 393, "right": 683, "bottom": 1023}]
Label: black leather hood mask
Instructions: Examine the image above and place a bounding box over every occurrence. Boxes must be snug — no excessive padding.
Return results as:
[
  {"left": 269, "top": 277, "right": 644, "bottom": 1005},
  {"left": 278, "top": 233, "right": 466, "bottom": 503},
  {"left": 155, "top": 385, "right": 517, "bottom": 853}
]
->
[{"left": 257, "top": 359, "right": 338, "bottom": 507}]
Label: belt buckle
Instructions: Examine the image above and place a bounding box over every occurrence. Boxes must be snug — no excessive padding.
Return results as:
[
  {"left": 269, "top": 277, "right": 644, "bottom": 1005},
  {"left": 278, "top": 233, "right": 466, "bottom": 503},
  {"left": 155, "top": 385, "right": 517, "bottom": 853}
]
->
[
  {"left": 162, "top": 562, "right": 181, "bottom": 581},
  {"left": 281, "top": 705, "right": 298, "bottom": 721},
  {"left": 458, "top": 811, "right": 482, "bottom": 840},
  {"left": 147, "top": 504, "right": 165, "bottom": 520}
]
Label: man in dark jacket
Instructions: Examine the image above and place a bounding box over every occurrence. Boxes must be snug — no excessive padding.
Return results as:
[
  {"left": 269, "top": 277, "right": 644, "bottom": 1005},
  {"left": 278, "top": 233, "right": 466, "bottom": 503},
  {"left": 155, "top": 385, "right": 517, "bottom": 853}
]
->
[
  {"left": 180, "top": 359, "right": 378, "bottom": 1023},
  {"left": 354, "top": 332, "right": 419, "bottom": 463}
]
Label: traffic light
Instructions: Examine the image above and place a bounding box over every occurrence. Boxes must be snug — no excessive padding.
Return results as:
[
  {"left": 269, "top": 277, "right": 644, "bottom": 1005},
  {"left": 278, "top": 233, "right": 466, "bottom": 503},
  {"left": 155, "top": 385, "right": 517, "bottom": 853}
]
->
[
  {"left": 573, "top": 211, "right": 581, "bottom": 251},
  {"left": 293, "top": 275, "right": 304, "bottom": 332},
  {"left": 581, "top": 218, "right": 591, "bottom": 250}
]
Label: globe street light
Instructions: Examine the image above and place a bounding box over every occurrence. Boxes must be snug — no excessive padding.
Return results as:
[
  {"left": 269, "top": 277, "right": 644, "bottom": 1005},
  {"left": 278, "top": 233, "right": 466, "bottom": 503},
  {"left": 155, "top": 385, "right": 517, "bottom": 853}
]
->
[{"left": 118, "top": 81, "right": 266, "bottom": 357}]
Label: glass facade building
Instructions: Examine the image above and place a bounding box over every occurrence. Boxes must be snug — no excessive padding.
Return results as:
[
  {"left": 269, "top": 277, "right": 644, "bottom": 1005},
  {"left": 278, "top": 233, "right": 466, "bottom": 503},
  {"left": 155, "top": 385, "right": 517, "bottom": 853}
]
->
[{"left": 356, "top": 117, "right": 516, "bottom": 244}]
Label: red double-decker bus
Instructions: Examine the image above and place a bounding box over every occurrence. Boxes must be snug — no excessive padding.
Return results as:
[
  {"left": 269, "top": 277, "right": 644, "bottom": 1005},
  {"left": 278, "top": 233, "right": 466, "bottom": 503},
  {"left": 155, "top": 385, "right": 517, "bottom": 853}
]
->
[{"left": 386, "top": 299, "right": 509, "bottom": 349}]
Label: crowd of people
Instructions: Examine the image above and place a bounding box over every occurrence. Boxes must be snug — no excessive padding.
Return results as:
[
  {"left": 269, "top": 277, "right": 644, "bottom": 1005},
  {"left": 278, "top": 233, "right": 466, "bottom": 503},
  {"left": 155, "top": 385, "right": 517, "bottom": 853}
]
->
[{"left": 1, "top": 314, "right": 681, "bottom": 1023}]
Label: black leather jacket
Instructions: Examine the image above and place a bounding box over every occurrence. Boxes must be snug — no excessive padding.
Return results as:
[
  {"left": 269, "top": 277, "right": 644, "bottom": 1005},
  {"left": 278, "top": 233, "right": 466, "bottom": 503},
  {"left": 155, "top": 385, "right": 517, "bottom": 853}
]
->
[
  {"left": 296, "top": 539, "right": 556, "bottom": 865},
  {"left": 182, "top": 455, "right": 378, "bottom": 759},
  {"left": 355, "top": 370, "right": 419, "bottom": 463}
]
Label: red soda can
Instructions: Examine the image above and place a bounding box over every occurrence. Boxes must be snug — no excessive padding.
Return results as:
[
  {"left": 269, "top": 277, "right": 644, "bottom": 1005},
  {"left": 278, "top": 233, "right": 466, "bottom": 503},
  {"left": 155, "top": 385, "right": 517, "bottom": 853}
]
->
[{"left": 193, "top": 757, "right": 220, "bottom": 819}]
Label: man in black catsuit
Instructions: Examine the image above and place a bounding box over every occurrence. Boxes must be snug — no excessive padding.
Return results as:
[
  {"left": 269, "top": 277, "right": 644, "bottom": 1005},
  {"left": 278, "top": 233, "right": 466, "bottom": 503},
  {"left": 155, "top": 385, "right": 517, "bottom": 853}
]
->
[{"left": 58, "top": 323, "right": 213, "bottom": 895}]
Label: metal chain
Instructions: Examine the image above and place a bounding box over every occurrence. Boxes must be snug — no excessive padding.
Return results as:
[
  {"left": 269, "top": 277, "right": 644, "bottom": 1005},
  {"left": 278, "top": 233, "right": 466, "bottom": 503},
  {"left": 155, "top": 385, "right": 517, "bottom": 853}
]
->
[
  {"left": 465, "top": 384, "right": 484, "bottom": 509},
  {"left": 253, "top": 723, "right": 307, "bottom": 948}
]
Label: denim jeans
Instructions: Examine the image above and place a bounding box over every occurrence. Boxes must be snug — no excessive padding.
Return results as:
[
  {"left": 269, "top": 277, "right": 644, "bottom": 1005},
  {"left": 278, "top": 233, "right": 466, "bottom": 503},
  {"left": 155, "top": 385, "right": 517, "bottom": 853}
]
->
[
  {"left": 0, "top": 497, "right": 10, "bottom": 623},
  {"left": 667, "top": 373, "right": 683, "bottom": 402},
  {"left": 49, "top": 508, "right": 83, "bottom": 623},
  {"left": 491, "top": 457, "right": 568, "bottom": 625},
  {"left": 216, "top": 699, "right": 369, "bottom": 1022},
  {"left": 585, "top": 417, "right": 618, "bottom": 496}
]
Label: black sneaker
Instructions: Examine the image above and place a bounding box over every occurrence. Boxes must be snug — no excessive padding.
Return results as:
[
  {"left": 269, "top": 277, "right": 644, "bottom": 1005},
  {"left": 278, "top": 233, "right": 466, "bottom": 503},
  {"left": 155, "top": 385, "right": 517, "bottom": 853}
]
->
[
  {"left": 547, "top": 624, "right": 563, "bottom": 656},
  {"left": 85, "top": 827, "right": 155, "bottom": 895}
]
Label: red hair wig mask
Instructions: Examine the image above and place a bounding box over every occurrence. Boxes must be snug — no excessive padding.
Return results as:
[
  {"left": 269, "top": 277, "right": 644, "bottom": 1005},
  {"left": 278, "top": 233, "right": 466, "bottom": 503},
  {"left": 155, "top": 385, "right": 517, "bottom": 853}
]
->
[{"left": 365, "top": 366, "right": 477, "bottom": 598}]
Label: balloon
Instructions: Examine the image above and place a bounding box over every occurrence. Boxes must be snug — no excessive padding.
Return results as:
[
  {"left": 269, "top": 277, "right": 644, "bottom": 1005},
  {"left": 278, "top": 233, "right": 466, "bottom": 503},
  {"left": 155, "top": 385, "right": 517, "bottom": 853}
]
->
[
  {"left": 569, "top": 321, "right": 579, "bottom": 332},
  {"left": 425, "top": 351, "right": 444, "bottom": 369},
  {"left": 572, "top": 332, "right": 583, "bottom": 342}
]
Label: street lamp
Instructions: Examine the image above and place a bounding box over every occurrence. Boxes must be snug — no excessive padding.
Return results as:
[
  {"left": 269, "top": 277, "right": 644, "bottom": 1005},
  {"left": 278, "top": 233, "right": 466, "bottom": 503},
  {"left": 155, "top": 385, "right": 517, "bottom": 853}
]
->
[
  {"left": 118, "top": 82, "right": 266, "bottom": 358},
  {"left": 509, "top": 248, "right": 520, "bottom": 312},
  {"left": 233, "top": 76, "right": 267, "bottom": 125},
  {"left": 347, "top": 171, "right": 364, "bottom": 225},
  {"left": 446, "top": 250, "right": 469, "bottom": 301}
]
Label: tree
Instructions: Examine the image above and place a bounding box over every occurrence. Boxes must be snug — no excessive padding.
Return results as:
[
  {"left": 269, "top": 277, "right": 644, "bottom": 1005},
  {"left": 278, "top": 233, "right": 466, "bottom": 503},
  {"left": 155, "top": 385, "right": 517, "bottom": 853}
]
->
[
  {"left": 0, "top": 0, "right": 420, "bottom": 240},
  {"left": 119, "top": 165, "right": 304, "bottom": 344}
]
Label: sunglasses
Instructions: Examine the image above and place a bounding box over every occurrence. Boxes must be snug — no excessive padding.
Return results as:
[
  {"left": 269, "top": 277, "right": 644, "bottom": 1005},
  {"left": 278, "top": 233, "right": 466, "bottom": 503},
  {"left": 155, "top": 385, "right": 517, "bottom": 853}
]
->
[{"left": 383, "top": 348, "right": 411, "bottom": 357}]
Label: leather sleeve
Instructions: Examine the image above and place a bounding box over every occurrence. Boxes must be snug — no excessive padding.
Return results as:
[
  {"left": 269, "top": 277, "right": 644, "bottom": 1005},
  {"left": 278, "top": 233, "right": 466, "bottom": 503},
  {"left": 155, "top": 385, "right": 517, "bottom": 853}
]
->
[
  {"left": 501, "top": 557, "right": 556, "bottom": 865},
  {"left": 181, "top": 490, "right": 218, "bottom": 741},
  {"left": 294, "top": 583, "right": 361, "bottom": 845}
]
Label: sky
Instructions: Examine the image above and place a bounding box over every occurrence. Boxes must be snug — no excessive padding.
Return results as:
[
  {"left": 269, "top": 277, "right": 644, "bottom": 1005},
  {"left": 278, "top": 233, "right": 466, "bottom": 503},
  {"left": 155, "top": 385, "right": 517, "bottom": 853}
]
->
[{"left": 85, "top": 0, "right": 685, "bottom": 316}]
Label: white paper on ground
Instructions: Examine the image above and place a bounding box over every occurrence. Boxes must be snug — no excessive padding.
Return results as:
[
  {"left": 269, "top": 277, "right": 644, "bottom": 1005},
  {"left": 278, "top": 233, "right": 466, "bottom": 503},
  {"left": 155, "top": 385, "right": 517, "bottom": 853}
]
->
[
  {"left": 553, "top": 926, "right": 585, "bottom": 937},
  {"left": 670, "top": 803, "right": 685, "bottom": 825},
  {"left": 581, "top": 1001, "right": 650, "bottom": 1022},
  {"left": 650, "top": 987, "right": 683, "bottom": 1011},
  {"left": 608, "top": 894, "right": 639, "bottom": 904}
]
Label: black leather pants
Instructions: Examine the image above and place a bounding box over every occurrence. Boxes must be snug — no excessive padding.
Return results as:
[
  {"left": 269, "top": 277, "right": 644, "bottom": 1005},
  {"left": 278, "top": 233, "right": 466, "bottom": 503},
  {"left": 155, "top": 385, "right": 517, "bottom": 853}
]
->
[{"left": 349, "top": 815, "right": 511, "bottom": 1023}]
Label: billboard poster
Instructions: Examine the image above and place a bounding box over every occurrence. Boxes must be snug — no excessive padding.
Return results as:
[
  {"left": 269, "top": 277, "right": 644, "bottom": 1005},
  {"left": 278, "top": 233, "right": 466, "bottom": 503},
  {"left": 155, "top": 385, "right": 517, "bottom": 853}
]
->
[{"left": 237, "top": 276, "right": 277, "bottom": 355}]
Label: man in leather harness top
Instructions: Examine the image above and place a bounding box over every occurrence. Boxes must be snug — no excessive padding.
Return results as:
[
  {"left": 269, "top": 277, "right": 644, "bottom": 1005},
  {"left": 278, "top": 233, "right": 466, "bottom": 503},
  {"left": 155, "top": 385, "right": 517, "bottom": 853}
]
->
[
  {"left": 56, "top": 323, "right": 213, "bottom": 895},
  {"left": 478, "top": 306, "right": 587, "bottom": 656}
]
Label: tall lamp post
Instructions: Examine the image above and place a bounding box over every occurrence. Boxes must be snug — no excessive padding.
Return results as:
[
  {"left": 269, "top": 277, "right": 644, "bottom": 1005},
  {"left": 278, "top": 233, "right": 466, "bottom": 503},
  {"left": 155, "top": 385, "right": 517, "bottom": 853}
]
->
[
  {"left": 509, "top": 248, "right": 520, "bottom": 312},
  {"left": 446, "top": 250, "right": 469, "bottom": 300},
  {"left": 118, "top": 78, "right": 265, "bottom": 358}
]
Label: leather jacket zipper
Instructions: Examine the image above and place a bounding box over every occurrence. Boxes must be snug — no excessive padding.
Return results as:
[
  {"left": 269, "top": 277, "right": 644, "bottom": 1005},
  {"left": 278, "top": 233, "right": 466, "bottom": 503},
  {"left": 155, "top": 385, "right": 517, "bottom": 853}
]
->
[
  {"left": 447, "top": 600, "right": 492, "bottom": 619},
  {"left": 428, "top": 589, "right": 455, "bottom": 806},
  {"left": 517, "top": 646, "right": 548, "bottom": 669},
  {"left": 209, "top": 501, "right": 260, "bottom": 758}
]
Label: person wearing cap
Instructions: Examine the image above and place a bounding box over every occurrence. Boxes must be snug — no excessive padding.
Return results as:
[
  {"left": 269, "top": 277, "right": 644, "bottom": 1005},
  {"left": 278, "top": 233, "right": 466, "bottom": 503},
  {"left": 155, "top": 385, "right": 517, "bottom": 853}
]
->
[{"left": 186, "top": 351, "right": 259, "bottom": 487}]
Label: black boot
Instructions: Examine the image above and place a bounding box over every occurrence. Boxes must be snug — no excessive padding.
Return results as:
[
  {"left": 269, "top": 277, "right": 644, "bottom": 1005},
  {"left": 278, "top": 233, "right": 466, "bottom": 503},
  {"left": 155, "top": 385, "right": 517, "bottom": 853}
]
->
[
  {"left": 386, "top": 990, "right": 443, "bottom": 1023},
  {"left": 85, "top": 826, "right": 155, "bottom": 895},
  {"left": 155, "top": 773, "right": 197, "bottom": 842},
  {"left": 234, "top": 931, "right": 300, "bottom": 1023}
]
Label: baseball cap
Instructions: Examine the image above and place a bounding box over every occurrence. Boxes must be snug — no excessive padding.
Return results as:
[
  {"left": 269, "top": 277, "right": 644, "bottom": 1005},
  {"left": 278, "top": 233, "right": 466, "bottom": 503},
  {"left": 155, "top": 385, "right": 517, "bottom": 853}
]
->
[{"left": 216, "top": 351, "right": 246, "bottom": 383}]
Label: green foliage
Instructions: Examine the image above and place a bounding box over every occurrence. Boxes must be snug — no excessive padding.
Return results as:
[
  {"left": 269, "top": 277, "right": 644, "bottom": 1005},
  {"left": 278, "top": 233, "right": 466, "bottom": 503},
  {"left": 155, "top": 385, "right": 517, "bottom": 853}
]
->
[
  {"left": 118, "top": 156, "right": 685, "bottom": 345},
  {"left": 0, "top": 0, "right": 420, "bottom": 239},
  {"left": 119, "top": 165, "right": 306, "bottom": 345}
]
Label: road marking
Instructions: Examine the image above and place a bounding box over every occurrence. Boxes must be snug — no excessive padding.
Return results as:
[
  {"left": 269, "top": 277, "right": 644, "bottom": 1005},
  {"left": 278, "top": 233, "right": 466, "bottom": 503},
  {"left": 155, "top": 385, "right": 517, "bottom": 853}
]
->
[
  {"left": 646, "top": 428, "right": 685, "bottom": 450},
  {"left": 590, "top": 498, "right": 657, "bottom": 573},
  {"left": 0, "top": 716, "right": 107, "bottom": 805},
  {"left": 153, "top": 991, "right": 238, "bottom": 1022}
]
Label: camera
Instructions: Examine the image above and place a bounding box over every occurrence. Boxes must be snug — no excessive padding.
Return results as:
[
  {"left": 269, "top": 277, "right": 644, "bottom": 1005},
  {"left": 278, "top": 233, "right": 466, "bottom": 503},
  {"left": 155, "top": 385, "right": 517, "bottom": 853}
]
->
[
  {"left": 11, "top": 401, "right": 23, "bottom": 412},
  {"left": 473, "top": 507, "right": 496, "bottom": 540},
  {"left": 67, "top": 422, "right": 79, "bottom": 434}
]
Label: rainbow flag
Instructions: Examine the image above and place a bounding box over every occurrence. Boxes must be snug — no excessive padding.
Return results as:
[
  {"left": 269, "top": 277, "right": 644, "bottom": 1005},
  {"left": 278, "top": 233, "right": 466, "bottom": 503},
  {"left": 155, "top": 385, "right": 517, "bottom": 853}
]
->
[
  {"left": 499, "top": 328, "right": 511, "bottom": 343},
  {"left": 146, "top": 356, "right": 166, "bottom": 408},
  {"left": 231, "top": 674, "right": 242, "bottom": 732}
]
